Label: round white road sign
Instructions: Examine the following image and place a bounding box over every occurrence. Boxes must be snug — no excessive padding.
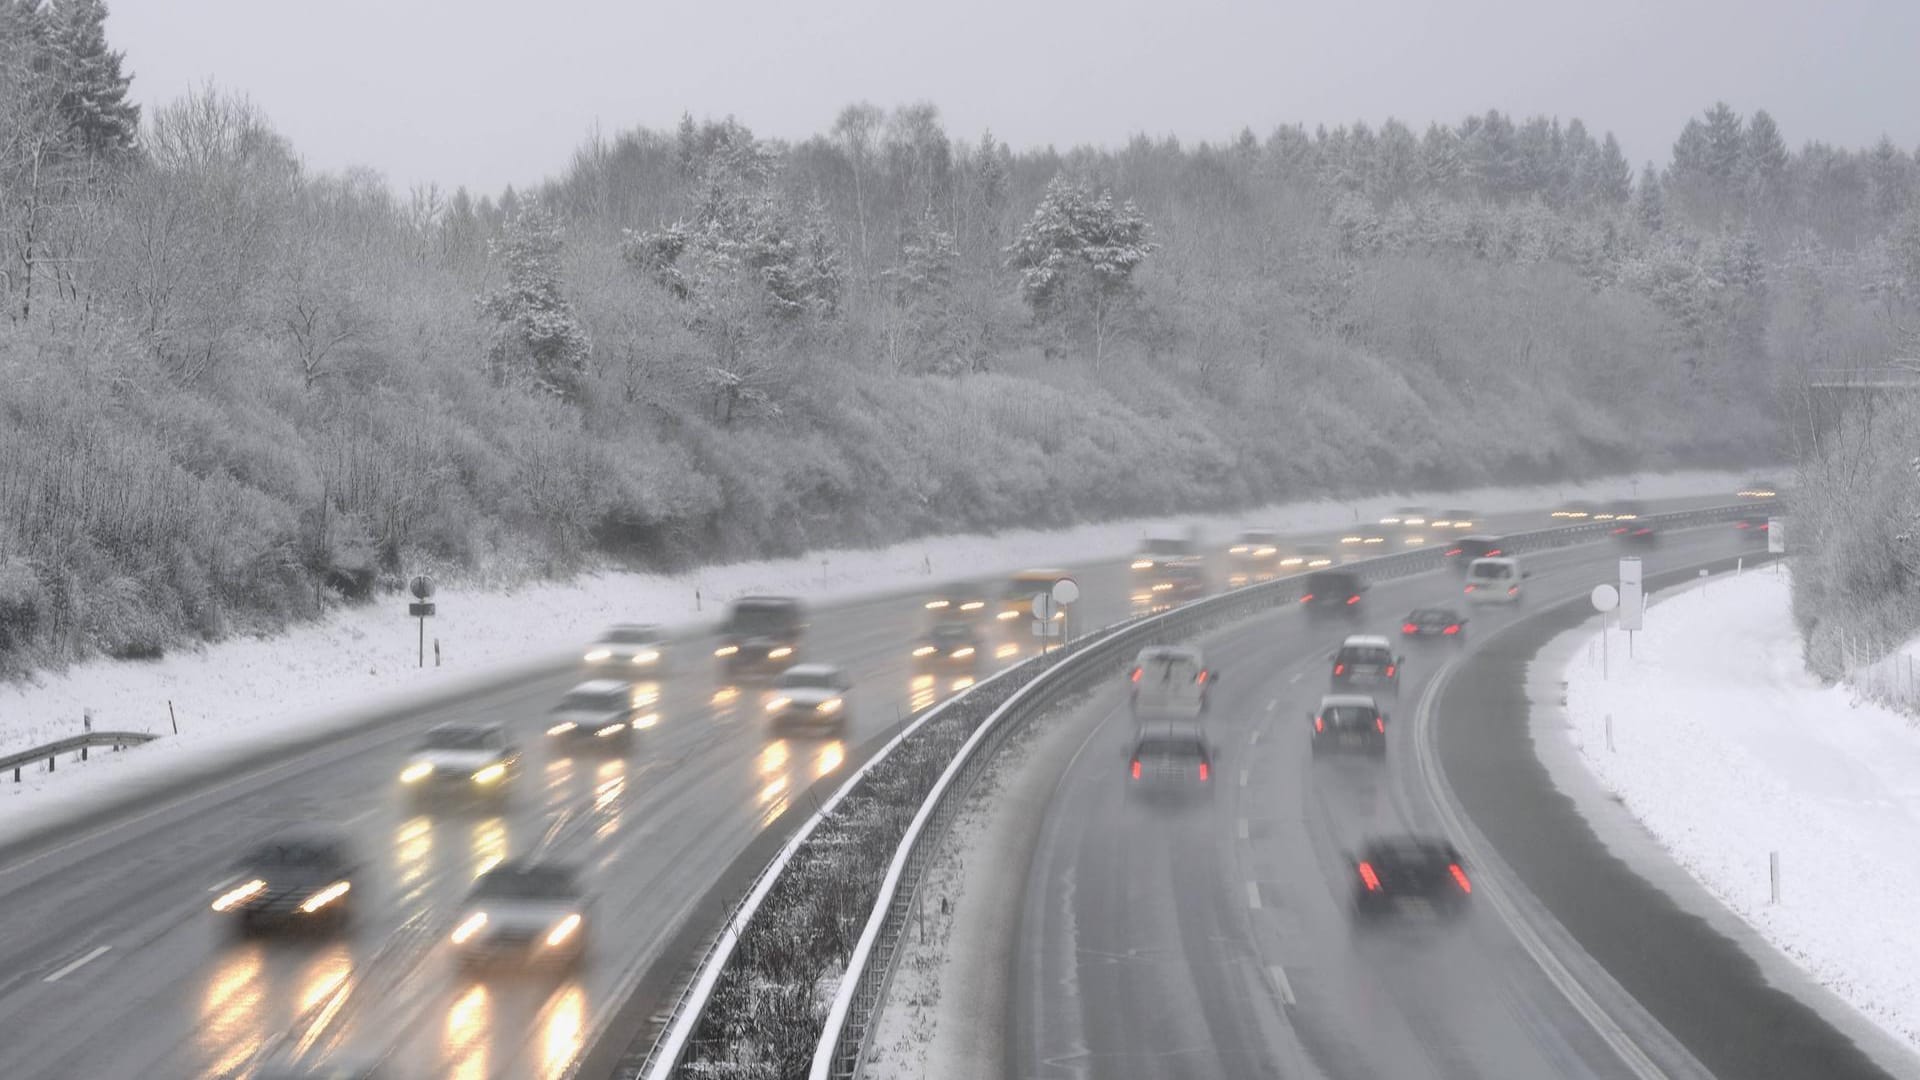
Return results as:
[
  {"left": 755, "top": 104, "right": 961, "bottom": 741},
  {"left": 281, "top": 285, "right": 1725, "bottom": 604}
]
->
[
  {"left": 1051, "top": 577, "right": 1080, "bottom": 605},
  {"left": 1591, "top": 584, "right": 1619, "bottom": 612},
  {"left": 1031, "top": 592, "right": 1056, "bottom": 621}
]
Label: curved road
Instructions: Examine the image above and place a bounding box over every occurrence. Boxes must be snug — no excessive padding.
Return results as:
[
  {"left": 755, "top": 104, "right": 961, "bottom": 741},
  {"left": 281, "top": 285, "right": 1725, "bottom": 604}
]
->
[
  {"left": 0, "top": 496, "right": 1731, "bottom": 1079},
  {"left": 1006, "top": 522, "right": 1877, "bottom": 1079}
]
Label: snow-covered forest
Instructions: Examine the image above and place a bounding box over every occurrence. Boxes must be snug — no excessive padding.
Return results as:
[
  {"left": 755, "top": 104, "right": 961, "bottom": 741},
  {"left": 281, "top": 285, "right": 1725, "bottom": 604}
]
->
[{"left": 4, "top": 1, "right": 1918, "bottom": 671}]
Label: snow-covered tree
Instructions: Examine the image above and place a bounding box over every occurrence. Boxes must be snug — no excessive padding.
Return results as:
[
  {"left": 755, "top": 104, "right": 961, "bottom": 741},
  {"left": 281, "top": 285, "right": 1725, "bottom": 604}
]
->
[
  {"left": 1005, "top": 176, "right": 1156, "bottom": 365},
  {"left": 1746, "top": 109, "right": 1789, "bottom": 207},
  {"left": 1635, "top": 163, "right": 1665, "bottom": 232},
  {"left": 43, "top": 0, "right": 138, "bottom": 160},
  {"left": 479, "top": 201, "right": 591, "bottom": 398},
  {"left": 1593, "top": 133, "right": 1632, "bottom": 206}
]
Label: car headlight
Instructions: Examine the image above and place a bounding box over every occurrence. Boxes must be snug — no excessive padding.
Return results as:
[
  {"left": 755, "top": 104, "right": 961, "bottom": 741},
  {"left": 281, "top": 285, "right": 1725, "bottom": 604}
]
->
[
  {"left": 547, "top": 721, "right": 578, "bottom": 736},
  {"left": 1255, "top": 547, "right": 1276, "bottom": 556},
  {"left": 951, "top": 647, "right": 975, "bottom": 659},
  {"left": 594, "top": 722, "right": 627, "bottom": 738},
  {"left": 299, "top": 880, "right": 351, "bottom": 914},
  {"left": 545, "top": 913, "right": 582, "bottom": 948},
  {"left": 212, "top": 879, "right": 267, "bottom": 912},
  {"left": 1131, "top": 559, "right": 1154, "bottom": 570},
  {"left": 913, "top": 645, "right": 937, "bottom": 657},
  {"left": 471, "top": 763, "right": 507, "bottom": 784},
  {"left": 817, "top": 697, "right": 844, "bottom": 714},
  {"left": 714, "top": 645, "right": 739, "bottom": 657},
  {"left": 765, "top": 696, "right": 792, "bottom": 713},
  {"left": 767, "top": 646, "right": 794, "bottom": 660},
  {"left": 632, "top": 649, "right": 659, "bottom": 664},
  {"left": 996, "top": 610, "right": 1018, "bottom": 621},
  {"left": 400, "top": 762, "right": 434, "bottom": 784},
  {"left": 451, "top": 911, "right": 488, "bottom": 945},
  {"left": 959, "top": 601, "right": 984, "bottom": 612},
  {"left": 924, "top": 599, "right": 950, "bottom": 610},
  {"left": 1229, "top": 545, "right": 1249, "bottom": 554},
  {"left": 634, "top": 712, "right": 659, "bottom": 729},
  {"left": 584, "top": 648, "right": 612, "bottom": 662}
]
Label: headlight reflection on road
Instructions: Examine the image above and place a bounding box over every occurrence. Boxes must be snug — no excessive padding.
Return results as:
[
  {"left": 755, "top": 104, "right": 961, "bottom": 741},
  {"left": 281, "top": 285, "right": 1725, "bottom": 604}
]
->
[
  {"left": 816, "top": 740, "right": 845, "bottom": 778},
  {"left": 541, "top": 982, "right": 588, "bottom": 1079},
  {"left": 290, "top": 944, "right": 354, "bottom": 1058},
  {"left": 396, "top": 816, "right": 433, "bottom": 893},
  {"left": 759, "top": 739, "right": 790, "bottom": 776},
  {"left": 909, "top": 674, "right": 937, "bottom": 712},
  {"left": 471, "top": 817, "right": 508, "bottom": 880},
  {"left": 200, "top": 946, "right": 265, "bottom": 1078},
  {"left": 445, "top": 983, "right": 491, "bottom": 1080},
  {"left": 593, "top": 760, "right": 627, "bottom": 838}
]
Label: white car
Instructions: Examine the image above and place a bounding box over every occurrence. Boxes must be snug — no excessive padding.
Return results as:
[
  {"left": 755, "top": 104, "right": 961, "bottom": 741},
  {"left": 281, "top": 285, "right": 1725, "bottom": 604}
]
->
[
  {"left": 450, "top": 860, "right": 589, "bottom": 970},
  {"left": 1464, "top": 556, "right": 1527, "bottom": 604},
  {"left": 765, "top": 664, "right": 851, "bottom": 731},
  {"left": 1128, "top": 645, "right": 1213, "bottom": 717},
  {"left": 583, "top": 623, "right": 668, "bottom": 672},
  {"left": 546, "top": 679, "right": 647, "bottom": 747},
  {"left": 399, "top": 722, "right": 520, "bottom": 803}
]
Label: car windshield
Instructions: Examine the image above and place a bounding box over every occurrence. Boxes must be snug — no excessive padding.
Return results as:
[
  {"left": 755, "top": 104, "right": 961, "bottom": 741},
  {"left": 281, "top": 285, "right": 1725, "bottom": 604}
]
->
[
  {"left": 1324, "top": 705, "right": 1379, "bottom": 726},
  {"left": 728, "top": 603, "right": 797, "bottom": 635},
  {"left": 1341, "top": 647, "right": 1391, "bottom": 665},
  {"left": 601, "top": 626, "right": 658, "bottom": 644},
  {"left": 931, "top": 625, "right": 974, "bottom": 645},
  {"left": 244, "top": 840, "right": 343, "bottom": 868},
  {"left": 557, "top": 689, "right": 626, "bottom": 712},
  {"left": 779, "top": 670, "right": 839, "bottom": 690},
  {"left": 1236, "top": 532, "right": 1278, "bottom": 545},
  {"left": 421, "top": 726, "right": 497, "bottom": 751},
  {"left": 472, "top": 865, "right": 578, "bottom": 901},
  {"left": 1411, "top": 609, "right": 1453, "bottom": 622}
]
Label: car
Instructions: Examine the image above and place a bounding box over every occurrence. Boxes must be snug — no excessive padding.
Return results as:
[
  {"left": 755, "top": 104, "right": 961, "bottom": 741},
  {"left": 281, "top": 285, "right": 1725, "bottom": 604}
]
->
[
  {"left": 1278, "top": 542, "right": 1335, "bottom": 571},
  {"left": 1734, "top": 512, "right": 1772, "bottom": 544},
  {"left": 1330, "top": 635, "right": 1401, "bottom": 695},
  {"left": 714, "top": 596, "right": 806, "bottom": 677},
  {"left": 1591, "top": 499, "right": 1644, "bottom": 524},
  {"left": 1130, "top": 536, "right": 1199, "bottom": 574},
  {"left": 582, "top": 623, "right": 667, "bottom": 673},
  {"left": 545, "top": 679, "right": 646, "bottom": 748},
  {"left": 1128, "top": 645, "right": 1214, "bottom": 716},
  {"left": 1443, "top": 535, "right": 1506, "bottom": 573},
  {"left": 1226, "top": 529, "right": 1283, "bottom": 585},
  {"left": 921, "top": 583, "right": 992, "bottom": 622},
  {"left": 912, "top": 621, "right": 983, "bottom": 673},
  {"left": 1737, "top": 479, "right": 1781, "bottom": 499},
  {"left": 1337, "top": 527, "right": 1391, "bottom": 561},
  {"left": 398, "top": 722, "right": 521, "bottom": 805},
  {"left": 1133, "top": 561, "right": 1208, "bottom": 613},
  {"left": 1126, "top": 720, "right": 1214, "bottom": 790},
  {"left": 764, "top": 663, "right": 851, "bottom": 732},
  {"left": 1310, "top": 694, "right": 1388, "bottom": 757},
  {"left": 449, "top": 860, "right": 589, "bottom": 971},
  {"left": 997, "top": 568, "right": 1072, "bottom": 626},
  {"left": 1401, "top": 607, "right": 1468, "bottom": 640},
  {"left": 210, "top": 831, "right": 359, "bottom": 936},
  {"left": 1431, "top": 509, "right": 1477, "bottom": 531},
  {"left": 1350, "top": 835, "right": 1472, "bottom": 918},
  {"left": 1464, "top": 556, "right": 1527, "bottom": 603},
  {"left": 1613, "top": 520, "right": 1660, "bottom": 546},
  {"left": 1550, "top": 499, "right": 1601, "bottom": 522},
  {"left": 1298, "top": 569, "right": 1366, "bottom": 618},
  {"left": 1379, "top": 506, "right": 1433, "bottom": 546}
]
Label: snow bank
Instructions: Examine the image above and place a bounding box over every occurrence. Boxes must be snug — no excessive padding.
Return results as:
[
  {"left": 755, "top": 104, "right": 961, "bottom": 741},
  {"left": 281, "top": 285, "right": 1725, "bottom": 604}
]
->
[
  {"left": 1561, "top": 567, "right": 1920, "bottom": 1052},
  {"left": 0, "top": 468, "right": 1746, "bottom": 833}
]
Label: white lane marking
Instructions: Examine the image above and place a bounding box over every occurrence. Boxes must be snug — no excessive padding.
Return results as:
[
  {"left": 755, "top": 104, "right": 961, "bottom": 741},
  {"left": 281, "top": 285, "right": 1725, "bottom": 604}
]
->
[
  {"left": 44, "top": 945, "right": 109, "bottom": 983},
  {"left": 207, "top": 875, "right": 239, "bottom": 894},
  {"left": 1237, "top": 818, "right": 1249, "bottom": 840},
  {"left": 342, "top": 807, "right": 380, "bottom": 828},
  {"left": 1288, "top": 672, "right": 1302, "bottom": 684},
  {"left": 1246, "top": 881, "right": 1262, "bottom": 909},
  {"left": 1269, "top": 963, "right": 1297, "bottom": 1006},
  {"left": 1249, "top": 730, "right": 1260, "bottom": 746},
  {"left": 1239, "top": 769, "right": 1249, "bottom": 788},
  {"left": 1266, "top": 698, "right": 1278, "bottom": 711}
]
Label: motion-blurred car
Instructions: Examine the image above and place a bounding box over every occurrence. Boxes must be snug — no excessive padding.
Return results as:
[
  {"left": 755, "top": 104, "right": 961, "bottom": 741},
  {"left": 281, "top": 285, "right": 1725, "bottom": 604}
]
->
[
  {"left": 1443, "top": 535, "right": 1506, "bottom": 573},
  {"left": 1299, "top": 569, "right": 1366, "bottom": 618},
  {"left": 1401, "top": 607, "right": 1468, "bottom": 640},
  {"left": 1337, "top": 527, "right": 1391, "bottom": 561},
  {"left": 1737, "top": 479, "right": 1781, "bottom": 499},
  {"left": 911, "top": 621, "right": 982, "bottom": 674},
  {"left": 1612, "top": 520, "right": 1660, "bottom": 546},
  {"left": 1431, "top": 509, "right": 1477, "bottom": 531},
  {"left": 1128, "top": 645, "right": 1213, "bottom": 717},
  {"left": 1226, "top": 529, "right": 1283, "bottom": 585},
  {"left": 450, "top": 860, "right": 588, "bottom": 971},
  {"left": 1127, "top": 720, "right": 1213, "bottom": 789},
  {"left": 1310, "top": 694, "right": 1388, "bottom": 758},
  {"left": 1379, "top": 506, "right": 1433, "bottom": 546},
  {"left": 583, "top": 623, "right": 667, "bottom": 673},
  {"left": 1351, "top": 836, "right": 1472, "bottom": 918},
  {"left": 210, "top": 831, "right": 358, "bottom": 936},
  {"left": 1464, "top": 556, "right": 1526, "bottom": 603},
  {"left": 1550, "top": 500, "right": 1601, "bottom": 522},
  {"left": 1330, "top": 635, "right": 1401, "bottom": 695},
  {"left": 1130, "top": 536, "right": 1200, "bottom": 574},
  {"left": 1734, "top": 513, "right": 1772, "bottom": 544},
  {"left": 714, "top": 595, "right": 806, "bottom": 677},
  {"left": 398, "top": 722, "right": 520, "bottom": 806},
  {"left": 1278, "top": 542, "right": 1335, "bottom": 572},
  {"left": 764, "top": 663, "right": 851, "bottom": 733},
  {"left": 997, "top": 568, "right": 1072, "bottom": 625},
  {"left": 922, "top": 583, "right": 992, "bottom": 622},
  {"left": 545, "top": 679, "right": 644, "bottom": 748},
  {"left": 1590, "top": 499, "right": 1641, "bottom": 524},
  {"left": 1133, "top": 561, "right": 1208, "bottom": 614}
]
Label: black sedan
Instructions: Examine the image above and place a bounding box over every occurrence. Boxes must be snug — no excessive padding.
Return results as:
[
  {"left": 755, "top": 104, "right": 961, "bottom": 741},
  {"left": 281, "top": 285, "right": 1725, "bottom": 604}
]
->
[{"left": 1400, "top": 607, "right": 1468, "bottom": 640}]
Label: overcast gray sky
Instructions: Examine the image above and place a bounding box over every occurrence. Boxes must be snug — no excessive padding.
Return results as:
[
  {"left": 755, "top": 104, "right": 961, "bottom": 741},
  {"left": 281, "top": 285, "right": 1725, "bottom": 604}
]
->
[{"left": 109, "top": 0, "right": 1920, "bottom": 196}]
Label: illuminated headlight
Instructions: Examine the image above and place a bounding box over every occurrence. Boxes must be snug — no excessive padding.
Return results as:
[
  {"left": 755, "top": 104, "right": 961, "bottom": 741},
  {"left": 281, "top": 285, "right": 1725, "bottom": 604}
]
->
[
  {"left": 765, "top": 696, "right": 792, "bottom": 713},
  {"left": 545, "top": 913, "right": 583, "bottom": 948},
  {"left": 1340, "top": 536, "right": 1363, "bottom": 545},
  {"left": 913, "top": 645, "right": 937, "bottom": 657},
  {"left": 816, "top": 697, "right": 844, "bottom": 715},
  {"left": 1309, "top": 558, "right": 1332, "bottom": 567},
  {"left": 451, "top": 911, "right": 488, "bottom": 945},
  {"left": 1453, "top": 521, "right": 1473, "bottom": 529},
  {"left": 1052, "top": 611, "right": 1065, "bottom": 620},
  {"left": 1130, "top": 559, "right": 1154, "bottom": 570},
  {"left": 959, "top": 601, "right": 984, "bottom": 612},
  {"left": 1404, "top": 516, "right": 1426, "bottom": 525},
  {"left": 1431, "top": 519, "right": 1453, "bottom": 527},
  {"left": 768, "top": 646, "right": 793, "bottom": 660},
  {"left": 634, "top": 712, "right": 659, "bottom": 730},
  {"left": 951, "top": 647, "right": 975, "bottom": 659},
  {"left": 996, "top": 610, "right": 1018, "bottom": 621},
  {"left": 584, "top": 648, "right": 612, "bottom": 662},
  {"left": 995, "top": 643, "right": 1020, "bottom": 658},
  {"left": 471, "top": 763, "right": 507, "bottom": 784},
  {"left": 1379, "top": 516, "right": 1402, "bottom": 525},
  {"left": 1229, "top": 545, "right": 1249, "bottom": 554},
  {"left": 1405, "top": 536, "right": 1424, "bottom": 545},
  {"left": 925, "top": 599, "right": 950, "bottom": 610},
  {"left": 1255, "top": 546, "right": 1276, "bottom": 556},
  {"left": 1152, "top": 583, "right": 1173, "bottom": 592},
  {"left": 212, "top": 879, "right": 267, "bottom": 912},
  {"left": 632, "top": 650, "right": 659, "bottom": 665},
  {"left": 299, "top": 880, "right": 351, "bottom": 914},
  {"left": 1363, "top": 536, "right": 1384, "bottom": 545},
  {"left": 547, "top": 721, "right": 578, "bottom": 736},
  {"left": 400, "top": 762, "right": 434, "bottom": 784},
  {"left": 1279, "top": 557, "right": 1303, "bottom": 567},
  {"left": 714, "top": 645, "right": 739, "bottom": 657},
  {"left": 1131, "top": 593, "right": 1151, "bottom": 603},
  {"left": 594, "top": 722, "right": 627, "bottom": 738}
]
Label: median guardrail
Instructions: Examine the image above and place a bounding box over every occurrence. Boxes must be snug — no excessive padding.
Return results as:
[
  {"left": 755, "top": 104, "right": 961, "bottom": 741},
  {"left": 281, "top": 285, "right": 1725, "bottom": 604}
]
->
[{"left": 2, "top": 731, "right": 161, "bottom": 782}]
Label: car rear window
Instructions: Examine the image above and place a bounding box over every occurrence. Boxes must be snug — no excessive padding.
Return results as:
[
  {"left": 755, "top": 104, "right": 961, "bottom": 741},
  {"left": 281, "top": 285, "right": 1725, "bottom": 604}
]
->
[
  {"left": 1468, "top": 562, "right": 1511, "bottom": 580},
  {"left": 1141, "top": 539, "right": 1190, "bottom": 555},
  {"left": 1322, "top": 705, "right": 1379, "bottom": 727},
  {"left": 246, "top": 840, "right": 345, "bottom": 867},
  {"left": 1339, "top": 647, "right": 1391, "bottom": 666},
  {"left": 930, "top": 625, "right": 974, "bottom": 645},
  {"left": 1140, "top": 658, "right": 1201, "bottom": 683},
  {"left": 1134, "top": 735, "right": 1205, "bottom": 759}
]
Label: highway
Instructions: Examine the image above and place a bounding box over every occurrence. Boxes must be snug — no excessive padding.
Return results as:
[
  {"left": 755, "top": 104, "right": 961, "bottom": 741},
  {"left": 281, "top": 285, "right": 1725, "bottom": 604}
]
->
[
  {"left": 0, "top": 495, "right": 1734, "bottom": 1079},
  {"left": 1007, "top": 521, "right": 1851, "bottom": 1080}
]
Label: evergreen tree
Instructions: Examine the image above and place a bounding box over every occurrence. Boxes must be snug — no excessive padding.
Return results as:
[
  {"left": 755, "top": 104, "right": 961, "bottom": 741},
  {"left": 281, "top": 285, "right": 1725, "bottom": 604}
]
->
[
  {"left": 1745, "top": 109, "right": 1789, "bottom": 205},
  {"left": 1867, "top": 136, "right": 1911, "bottom": 223},
  {"left": 1370, "top": 118, "right": 1420, "bottom": 203},
  {"left": 43, "top": 0, "right": 138, "bottom": 160},
  {"left": 478, "top": 201, "right": 591, "bottom": 398},
  {"left": 1005, "top": 176, "right": 1155, "bottom": 366},
  {"left": 1635, "top": 163, "right": 1665, "bottom": 232},
  {"left": 1418, "top": 122, "right": 1464, "bottom": 196},
  {"left": 1593, "top": 133, "right": 1632, "bottom": 206},
  {"left": 1700, "top": 102, "right": 1747, "bottom": 187}
]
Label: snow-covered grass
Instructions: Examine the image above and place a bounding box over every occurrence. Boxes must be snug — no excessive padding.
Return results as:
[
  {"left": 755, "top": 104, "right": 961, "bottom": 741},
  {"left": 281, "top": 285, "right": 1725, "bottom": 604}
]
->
[
  {"left": 0, "top": 468, "right": 1747, "bottom": 842},
  {"left": 1561, "top": 567, "right": 1920, "bottom": 1052}
]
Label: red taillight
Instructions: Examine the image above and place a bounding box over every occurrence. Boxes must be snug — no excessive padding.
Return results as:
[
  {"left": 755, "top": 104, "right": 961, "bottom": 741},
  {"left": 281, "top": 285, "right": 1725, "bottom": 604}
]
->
[
  {"left": 1464, "top": 584, "right": 1476, "bottom": 593},
  {"left": 1613, "top": 526, "right": 1629, "bottom": 534},
  {"left": 1130, "top": 667, "right": 1142, "bottom": 683},
  {"left": 1488, "top": 549, "right": 1502, "bottom": 557},
  {"left": 1376, "top": 716, "right": 1385, "bottom": 732},
  {"left": 1314, "top": 716, "right": 1324, "bottom": 732},
  {"left": 1445, "top": 547, "right": 1463, "bottom": 557},
  {"left": 1508, "top": 586, "right": 1518, "bottom": 595},
  {"left": 1449, "top": 863, "right": 1472, "bottom": 893},
  {"left": 1358, "top": 861, "right": 1382, "bottom": 891},
  {"left": 1130, "top": 759, "right": 1141, "bottom": 779},
  {"left": 1402, "top": 622, "right": 1419, "bottom": 634},
  {"left": 1333, "top": 663, "right": 1345, "bottom": 675},
  {"left": 1198, "top": 762, "right": 1210, "bottom": 781},
  {"left": 1734, "top": 521, "right": 1749, "bottom": 530},
  {"left": 1196, "top": 670, "right": 1209, "bottom": 684},
  {"left": 1385, "top": 665, "right": 1395, "bottom": 677},
  {"left": 1346, "top": 595, "right": 1360, "bottom": 605},
  {"left": 1443, "top": 624, "right": 1459, "bottom": 635},
  {"left": 1299, "top": 593, "right": 1314, "bottom": 603}
]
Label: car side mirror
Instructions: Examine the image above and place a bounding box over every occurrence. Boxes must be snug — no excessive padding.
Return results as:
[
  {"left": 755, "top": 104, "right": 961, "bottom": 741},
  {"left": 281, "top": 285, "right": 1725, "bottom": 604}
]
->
[{"left": 1523, "top": 571, "right": 1533, "bottom": 579}]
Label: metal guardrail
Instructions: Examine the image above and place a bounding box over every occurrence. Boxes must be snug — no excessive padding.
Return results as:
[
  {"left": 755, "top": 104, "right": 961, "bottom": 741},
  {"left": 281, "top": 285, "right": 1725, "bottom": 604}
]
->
[
  {"left": 2, "top": 731, "right": 161, "bottom": 782},
  {"left": 806, "top": 497, "right": 1781, "bottom": 1080}
]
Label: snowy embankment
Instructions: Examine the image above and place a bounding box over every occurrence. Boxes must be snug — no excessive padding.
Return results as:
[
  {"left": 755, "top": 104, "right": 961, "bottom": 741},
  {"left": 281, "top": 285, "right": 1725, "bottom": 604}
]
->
[
  {"left": 1561, "top": 567, "right": 1920, "bottom": 1053},
  {"left": 0, "top": 468, "right": 1744, "bottom": 839}
]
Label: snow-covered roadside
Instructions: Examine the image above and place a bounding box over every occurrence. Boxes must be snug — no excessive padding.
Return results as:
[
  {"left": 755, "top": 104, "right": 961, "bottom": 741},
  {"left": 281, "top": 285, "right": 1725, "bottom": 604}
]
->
[
  {"left": 1561, "top": 567, "right": 1920, "bottom": 1054},
  {"left": 0, "top": 468, "right": 1746, "bottom": 834}
]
